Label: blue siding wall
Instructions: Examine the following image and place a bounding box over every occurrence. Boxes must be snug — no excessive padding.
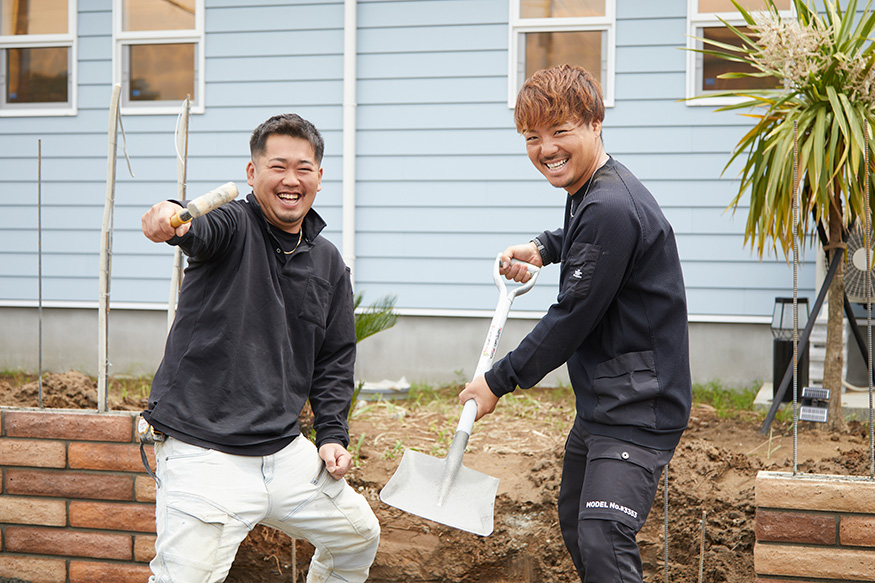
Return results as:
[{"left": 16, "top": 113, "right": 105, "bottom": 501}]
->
[{"left": 0, "top": 0, "right": 816, "bottom": 320}]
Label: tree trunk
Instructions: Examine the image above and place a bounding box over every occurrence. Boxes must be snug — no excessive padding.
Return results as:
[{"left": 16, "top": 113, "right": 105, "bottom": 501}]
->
[
  {"left": 824, "top": 249, "right": 848, "bottom": 432},
  {"left": 824, "top": 198, "right": 848, "bottom": 432}
]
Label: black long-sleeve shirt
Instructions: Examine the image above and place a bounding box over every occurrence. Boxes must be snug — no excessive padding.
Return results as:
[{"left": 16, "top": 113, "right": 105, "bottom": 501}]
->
[
  {"left": 486, "top": 157, "right": 692, "bottom": 450},
  {"left": 144, "top": 193, "right": 356, "bottom": 455}
]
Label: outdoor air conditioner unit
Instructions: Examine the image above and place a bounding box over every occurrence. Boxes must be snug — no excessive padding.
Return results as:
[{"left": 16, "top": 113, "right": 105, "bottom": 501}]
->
[{"left": 843, "top": 220, "right": 875, "bottom": 389}]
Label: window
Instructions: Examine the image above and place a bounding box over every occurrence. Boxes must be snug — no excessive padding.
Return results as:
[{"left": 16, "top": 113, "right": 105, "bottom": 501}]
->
[
  {"left": 0, "top": 0, "right": 76, "bottom": 116},
  {"left": 686, "top": 0, "right": 792, "bottom": 104},
  {"left": 114, "top": 0, "right": 204, "bottom": 114},
  {"left": 509, "top": 0, "right": 615, "bottom": 108}
]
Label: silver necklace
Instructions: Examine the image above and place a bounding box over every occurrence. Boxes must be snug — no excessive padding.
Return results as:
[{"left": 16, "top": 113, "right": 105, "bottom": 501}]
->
[{"left": 570, "top": 169, "right": 598, "bottom": 219}]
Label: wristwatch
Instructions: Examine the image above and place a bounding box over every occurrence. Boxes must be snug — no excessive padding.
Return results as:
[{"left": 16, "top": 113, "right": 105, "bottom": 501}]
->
[{"left": 531, "top": 237, "right": 551, "bottom": 266}]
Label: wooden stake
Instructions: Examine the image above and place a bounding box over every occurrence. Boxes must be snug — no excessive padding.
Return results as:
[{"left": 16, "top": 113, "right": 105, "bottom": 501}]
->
[
  {"left": 168, "top": 96, "right": 191, "bottom": 331},
  {"left": 98, "top": 84, "right": 121, "bottom": 413}
]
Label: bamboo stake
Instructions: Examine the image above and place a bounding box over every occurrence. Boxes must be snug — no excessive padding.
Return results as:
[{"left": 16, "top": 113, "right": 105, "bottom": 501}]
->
[
  {"left": 168, "top": 96, "right": 191, "bottom": 331},
  {"left": 98, "top": 84, "right": 122, "bottom": 413}
]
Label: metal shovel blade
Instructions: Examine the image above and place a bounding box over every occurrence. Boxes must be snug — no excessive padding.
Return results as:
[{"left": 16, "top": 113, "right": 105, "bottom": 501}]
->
[{"left": 380, "top": 448, "right": 499, "bottom": 536}]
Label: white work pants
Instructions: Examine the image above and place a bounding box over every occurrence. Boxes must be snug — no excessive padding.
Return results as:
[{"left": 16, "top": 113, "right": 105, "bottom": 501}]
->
[{"left": 148, "top": 434, "right": 380, "bottom": 583}]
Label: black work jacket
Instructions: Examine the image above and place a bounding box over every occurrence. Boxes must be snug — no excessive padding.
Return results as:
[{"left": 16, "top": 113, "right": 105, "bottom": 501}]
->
[
  {"left": 145, "top": 193, "right": 356, "bottom": 455},
  {"left": 486, "top": 158, "right": 692, "bottom": 450}
]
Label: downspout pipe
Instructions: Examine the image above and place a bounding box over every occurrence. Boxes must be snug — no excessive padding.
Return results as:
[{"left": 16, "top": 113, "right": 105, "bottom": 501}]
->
[{"left": 342, "top": 0, "right": 357, "bottom": 284}]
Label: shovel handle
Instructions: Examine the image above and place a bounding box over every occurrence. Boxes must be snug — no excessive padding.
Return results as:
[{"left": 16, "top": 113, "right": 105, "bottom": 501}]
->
[
  {"left": 456, "top": 255, "right": 541, "bottom": 436},
  {"left": 458, "top": 399, "right": 478, "bottom": 435},
  {"left": 438, "top": 255, "right": 541, "bottom": 508},
  {"left": 472, "top": 254, "right": 540, "bottom": 380}
]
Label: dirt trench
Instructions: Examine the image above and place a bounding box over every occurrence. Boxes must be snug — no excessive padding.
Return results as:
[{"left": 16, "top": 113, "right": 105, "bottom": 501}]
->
[{"left": 3, "top": 372, "right": 873, "bottom": 582}]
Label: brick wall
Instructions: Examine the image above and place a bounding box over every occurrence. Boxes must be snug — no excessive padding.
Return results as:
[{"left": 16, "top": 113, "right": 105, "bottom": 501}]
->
[
  {"left": 755, "top": 470, "right": 875, "bottom": 583},
  {"left": 0, "top": 409, "right": 155, "bottom": 583}
]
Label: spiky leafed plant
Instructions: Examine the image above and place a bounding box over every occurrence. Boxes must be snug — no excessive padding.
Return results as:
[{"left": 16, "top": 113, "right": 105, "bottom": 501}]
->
[
  {"left": 354, "top": 292, "right": 399, "bottom": 344},
  {"left": 695, "top": 0, "right": 875, "bottom": 430}
]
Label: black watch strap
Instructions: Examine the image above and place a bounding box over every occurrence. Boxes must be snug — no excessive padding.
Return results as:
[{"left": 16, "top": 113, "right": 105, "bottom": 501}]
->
[{"left": 531, "top": 237, "right": 552, "bottom": 266}]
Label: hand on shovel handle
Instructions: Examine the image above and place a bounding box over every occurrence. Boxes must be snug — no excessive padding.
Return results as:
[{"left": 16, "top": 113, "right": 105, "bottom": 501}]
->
[{"left": 459, "top": 378, "right": 498, "bottom": 422}]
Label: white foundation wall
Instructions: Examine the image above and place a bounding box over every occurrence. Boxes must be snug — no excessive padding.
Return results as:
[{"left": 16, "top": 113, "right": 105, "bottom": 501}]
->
[{"left": 1, "top": 307, "right": 771, "bottom": 389}]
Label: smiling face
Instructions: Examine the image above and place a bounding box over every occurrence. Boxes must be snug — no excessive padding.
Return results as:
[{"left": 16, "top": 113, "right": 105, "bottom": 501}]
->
[
  {"left": 246, "top": 134, "right": 322, "bottom": 234},
  {"left": 524, "top": 119, "right": 606, "bottom": 195}
]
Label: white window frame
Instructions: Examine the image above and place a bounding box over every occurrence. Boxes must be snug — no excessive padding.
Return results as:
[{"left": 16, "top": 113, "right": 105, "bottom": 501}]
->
[
  {"left": 0, "top": 0, "right": 77, "bottom": 117},
  {"left": 686, "top": 0, "right": 794, "bottom": 106},
  {"left": 113, "top": 0, "right": 205, "bottom": 115},
  {"left": 508, "top": 1, "right": 615, "bottom": 108}
]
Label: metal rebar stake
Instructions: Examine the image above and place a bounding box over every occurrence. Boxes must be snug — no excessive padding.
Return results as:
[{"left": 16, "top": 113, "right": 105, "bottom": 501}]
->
[
  {"left": 37, "top": 139, "right": 43, "bottom": 408},
  {"left": 663, "top": 464, "right": 669, "bottom": 583},
  {"left": 698, "top": 510, "right": 707, "bottom": 583},
  {"left": 792, "top": 120, "right": 799, "bottom": 475},
  {"left": 866, "top": 121, "right": 874, "bottom": 480}
]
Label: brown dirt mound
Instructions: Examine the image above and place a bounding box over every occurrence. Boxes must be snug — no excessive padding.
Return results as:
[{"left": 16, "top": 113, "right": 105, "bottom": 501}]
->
[
  {"left": 0, "top": 371, "right": 148, "bottom": 411},
  {"left": 2, "top": 374, "right": 872, "bottom": 582}
]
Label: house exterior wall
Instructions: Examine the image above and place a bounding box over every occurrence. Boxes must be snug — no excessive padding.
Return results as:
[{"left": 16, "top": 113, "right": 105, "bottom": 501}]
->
[{"left": 0, "top": 0, "right": 818, "bottom": 387}]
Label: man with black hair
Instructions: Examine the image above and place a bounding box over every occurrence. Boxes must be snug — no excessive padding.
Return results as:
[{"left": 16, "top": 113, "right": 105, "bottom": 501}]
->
[{"left": 141, "top": 113, "right": 379, "bottom": 583}]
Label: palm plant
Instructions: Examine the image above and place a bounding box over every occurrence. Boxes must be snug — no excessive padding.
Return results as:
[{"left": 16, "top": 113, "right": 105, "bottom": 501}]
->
[
  {"left": 354, "top": 292, "right": 399, "bottom": 344},
  {"left": 695, "top": 0, "right": 875, "bottom": 430}
]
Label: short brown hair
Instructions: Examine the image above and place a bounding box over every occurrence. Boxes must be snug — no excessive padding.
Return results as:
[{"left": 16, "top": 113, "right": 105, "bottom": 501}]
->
[
  {"left": 250, "top": 113, "right": 324, "bottom": 164},
  {"left": 514, "top": 64, "right": 605, "bottom": 134}
]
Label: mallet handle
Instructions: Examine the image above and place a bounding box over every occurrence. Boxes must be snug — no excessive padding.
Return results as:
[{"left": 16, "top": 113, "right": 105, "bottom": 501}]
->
[{"left": 170, "top": 182, "right": 239, "bottom": 227}]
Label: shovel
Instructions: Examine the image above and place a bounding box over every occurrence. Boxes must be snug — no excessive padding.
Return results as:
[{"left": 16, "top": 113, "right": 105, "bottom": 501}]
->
[{"left": 379, "top": 254, "right": 540, "bottom": 536}]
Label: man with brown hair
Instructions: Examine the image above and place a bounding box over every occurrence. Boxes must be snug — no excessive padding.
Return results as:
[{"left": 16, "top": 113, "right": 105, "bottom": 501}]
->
[{"left": 460, "top": 65, "right": 692, "bottom": 582}]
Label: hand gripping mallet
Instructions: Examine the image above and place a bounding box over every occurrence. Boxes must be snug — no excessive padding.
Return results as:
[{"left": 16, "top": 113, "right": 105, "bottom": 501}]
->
[{"left": 169, "top": 182, "right": 239, "bottom": 228}]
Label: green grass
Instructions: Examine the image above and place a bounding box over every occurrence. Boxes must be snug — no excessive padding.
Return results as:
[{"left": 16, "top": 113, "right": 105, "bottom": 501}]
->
[{"left": 692, "top": 381, "right": 760, "bottom": 419}]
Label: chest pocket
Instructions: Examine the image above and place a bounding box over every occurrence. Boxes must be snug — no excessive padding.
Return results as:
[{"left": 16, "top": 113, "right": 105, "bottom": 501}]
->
[
  {"left": 563, "top": 241, "right": 601, "bottom": 299},
  {"left": 298, "top": 274, "right": 332, "bottom": 328}
]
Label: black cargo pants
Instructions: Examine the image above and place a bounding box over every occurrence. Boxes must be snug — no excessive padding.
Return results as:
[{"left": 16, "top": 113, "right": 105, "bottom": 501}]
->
[{"left": 557, "top": 419, "right": 675, "bottom": 583}]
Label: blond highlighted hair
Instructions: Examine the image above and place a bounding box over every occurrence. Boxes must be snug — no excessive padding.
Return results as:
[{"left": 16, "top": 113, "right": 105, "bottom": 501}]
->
[{"left": 514, "top": 64, "right": 604, "bottom": 134}]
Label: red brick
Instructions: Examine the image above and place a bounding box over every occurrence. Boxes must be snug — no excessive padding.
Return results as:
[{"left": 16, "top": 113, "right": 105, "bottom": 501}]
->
[
  {"left": 0, "top": 555, "right": 67, "bottom": 583},
  {"left": 134, "top": 534, "right": 156, "bottom": 563},
  {"left": 69, "top": 442, "right": 149, "bottom": 472},
  {"left": 69, "top": 560, "right": 153, "bottom": 583},
  {"left": 755, "top": 509, "right": 836, "bottom": 545},
  {"left": 5, "top": 410, "right": 134, "bottom": 442},
  {"left": 135, "top": 475, "right": 157, "bottom": 502},
  {"left": 841, "top": 515, "right": 875, "bottom": 547},
  {"left": 6, "top": 526, "right": 132, "bottom": 560},
  {"left": 6, "top": 468, "right": 133, "bottom": 500},
  {"left": 0, "top": 496, "right": 66, "bottom": 526},
  {"left": 69, "top": 500, "right": 155, "bottom": 533},
  {"left": 0, "top": 438, "right": 66, "bottom": 468}
]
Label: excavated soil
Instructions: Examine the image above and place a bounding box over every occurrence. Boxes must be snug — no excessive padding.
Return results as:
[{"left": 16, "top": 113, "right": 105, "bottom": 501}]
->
[{"left": 2, "top": 371, "right": 874, "bottom": 582}]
